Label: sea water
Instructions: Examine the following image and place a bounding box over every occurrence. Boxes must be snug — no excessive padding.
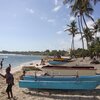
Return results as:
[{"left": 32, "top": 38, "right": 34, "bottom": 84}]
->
[{"left": 0, "top": 54, "right": 42, "bottom": 69}]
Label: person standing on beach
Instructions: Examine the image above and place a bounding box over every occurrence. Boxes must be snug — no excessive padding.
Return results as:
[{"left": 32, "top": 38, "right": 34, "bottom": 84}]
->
[
  {"left": 0, "top": 67, "right": 14, "bottom": 99},
  {"left": 0, "top": 58, "right": 4, "bottom": 69},
  {"left": 8, "top": 64, "right": 11, "bottom": 70}
]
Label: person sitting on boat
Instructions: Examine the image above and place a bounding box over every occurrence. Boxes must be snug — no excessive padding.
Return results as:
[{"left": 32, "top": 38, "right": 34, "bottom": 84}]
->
[
  {"left": 90, "top": 57, "right": 100, "bottom": 64},
  {"left": 44, "top": 72, "right": 50, "bottom": 76},
  {"left": 40, "top": 59, "right": 45, "bottom": 65},
  {"left": 57, "top": 54, "right": 61, "bottom": 58},
  {"left": 20, "top": 70, "right": 26, "bottom": 80}
]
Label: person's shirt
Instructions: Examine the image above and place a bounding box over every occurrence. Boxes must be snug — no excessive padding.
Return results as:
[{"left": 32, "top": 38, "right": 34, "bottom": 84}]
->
[{"left": 5, "top": 73, "right": 14, "bottom": 85}]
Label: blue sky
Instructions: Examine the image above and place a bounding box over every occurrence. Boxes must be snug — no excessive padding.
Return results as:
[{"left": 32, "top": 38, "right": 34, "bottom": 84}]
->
[{"left": 0, "top": 0, "right": 99, "bottom": 51}]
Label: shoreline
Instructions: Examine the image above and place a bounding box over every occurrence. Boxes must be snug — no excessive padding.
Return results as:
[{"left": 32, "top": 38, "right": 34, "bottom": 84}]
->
[
  {"left": 0, "top": 57, "right": 100, "bottom": 100},
  {"left": 0, "top": 60, "right": 41, "bottom": 74}
]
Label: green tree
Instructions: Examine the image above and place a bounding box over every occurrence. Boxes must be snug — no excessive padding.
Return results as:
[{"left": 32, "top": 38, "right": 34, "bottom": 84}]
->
[
  {"left": 92, "top": 18, "right": 100, "bottom": 38},
  {"left": 82, "top": 27, "right": 94, "bottom": 49},
  {"left": 65, "top": 20, "right": 78, "bottom": 57}
]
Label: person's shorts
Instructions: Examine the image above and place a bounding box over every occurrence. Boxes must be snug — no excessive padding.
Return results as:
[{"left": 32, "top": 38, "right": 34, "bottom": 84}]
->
[{"left": 6, "top": 84, "right": 12, "bottom": 92}]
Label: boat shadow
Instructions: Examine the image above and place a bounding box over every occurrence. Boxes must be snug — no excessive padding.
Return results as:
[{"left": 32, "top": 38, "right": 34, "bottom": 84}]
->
[{"left": 23, "top": 89, "right": 100, "bottom": 100}]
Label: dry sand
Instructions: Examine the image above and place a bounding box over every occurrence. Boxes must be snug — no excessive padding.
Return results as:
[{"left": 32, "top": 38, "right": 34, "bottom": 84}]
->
[{"left": 0, "top": 57, "right": 100, "bottom": 100}]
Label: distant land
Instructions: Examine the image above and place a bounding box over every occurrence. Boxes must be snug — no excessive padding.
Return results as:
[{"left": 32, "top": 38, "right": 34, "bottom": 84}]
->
[
  {"left": 0, "top": 50, "right": 68, "bottom": 56},
  {"left": 0, "top": 50, "right": 44, "bottom": 55}
]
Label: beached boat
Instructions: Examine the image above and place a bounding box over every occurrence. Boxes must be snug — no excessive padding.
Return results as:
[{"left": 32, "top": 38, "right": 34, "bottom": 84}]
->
[
  {"left": 48, "top": 60, "right": 67, "bottom": 65},
  {"left": 48, "top": 57, "right": 72, "bottom": 65},
  {"left": 22, "top": 65, "right": 42, "bottom": 71},
  {"left": 41, "top": 65, "right": 96, "bottom": 76},
  {"left": 19, "top": 80, "right": 98, "bottom": 90},
  {"left": 23, "top": 75, "right": 100, "bottom": 82},
  {"left": 19, "top": 75, "right": 100, "bottom": 90}
]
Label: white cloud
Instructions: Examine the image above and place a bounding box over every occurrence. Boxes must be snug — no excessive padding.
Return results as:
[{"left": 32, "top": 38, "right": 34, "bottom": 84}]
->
[
  {"left": 74, "top": 34, "right": 81, "bottom": 41},
  {"left": 40, "top": 16, "right": 47, "bottom": 20},
  {"left": 70, "top": 16, "right": 75, "bottom": 21},
  {"left": 56, "top": 31, "right": 63, "bottom": 35},
  {"left": 53, "top": 5, "right": 62, "bottom": 12},
  {"left": 86, "top": 20, "right": 94, "bottom": 28},
  {"left": 53, "top": 0, "right": 63, "bottom": 12},
  {"left": 54, "top": 0, "right": 58, "bottom": 5},
  {"left": 26, "top": 8, "right": 35, "bottom": 14},
  {"left": 40, "top": 17, "right": 56, "bottom": 25},
  {"left": 47, "top": 19, "right": 55, "bottom": 23},
  {"left": 66, "top": 4, "right": 70, "bottom": 9},
  {"left": 97, "top": 32, "right": 100, "bottom": 37},
  {"left": 59, "top": 39, "right": 71, "bottom": 50},
  {"left": 74, "top": 34, "right": 87, "bottom": 49}
]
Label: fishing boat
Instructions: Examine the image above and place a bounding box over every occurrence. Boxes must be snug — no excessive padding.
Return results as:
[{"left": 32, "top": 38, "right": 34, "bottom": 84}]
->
[
  {"left": 23, "top": 75, "right": 100, "bottom": 82},
  {"left": 19, "top": 75, "right": 100, "bottom": 90},
  {"left": 19, "top": 65, "right": 99, "bottom": 90},
  {"left": 48, "top": 60, "right": 67, "bottom": 65},
  {"left": 41, "top": 65, "right": 96, "bottom": 76},
  {"left": 48, "top": 56, "right": 72, "bottom": 65},
  {"left": 22, "top": 65, "right": 42, "bottom": 71},
  {"left": 19, "top": 80, "right": 98, "bottom": 90}
]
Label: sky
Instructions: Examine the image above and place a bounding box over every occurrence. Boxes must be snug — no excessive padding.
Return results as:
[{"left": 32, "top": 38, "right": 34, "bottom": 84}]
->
[{"left": 0, "top": 0, "right": 100, "bottom": 51}]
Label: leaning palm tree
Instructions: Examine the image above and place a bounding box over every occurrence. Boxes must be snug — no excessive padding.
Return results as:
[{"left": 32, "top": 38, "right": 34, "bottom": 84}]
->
[
  {"left": 82, "top": 27, "right": 94, "bottom": 49},
  {"left": 63, "top": 0, "right": 98, "bottom": 59},
  {"left": 63, "top": 0, "right": 100, "bottom": 5},
  {"left": 65, "top": 20, "right": 78, "bottom": 57},
  {"left": 92, "top": 18, "right": 100, "bottom": 38},
  {"left": 71, "top": 0, "right": 93, "bottom": 58},
  {"left": 96, "top": 18, "right": 100, "bottom": 32}
]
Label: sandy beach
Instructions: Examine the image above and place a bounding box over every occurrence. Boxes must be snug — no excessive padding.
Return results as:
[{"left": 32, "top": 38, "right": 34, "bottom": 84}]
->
[{"left": 0, "top": 57, "right": 100, "bottom": 100}]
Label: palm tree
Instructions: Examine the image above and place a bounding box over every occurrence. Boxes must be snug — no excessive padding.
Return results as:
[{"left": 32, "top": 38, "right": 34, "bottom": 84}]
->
[
  {"left": 71, "top": 0, "right": 94, "bottom": 58},
  {"left": 63, "top": 0, "right": 99, "bottom": 33},
  {"left": 93, "top": 0, "right": 100, "bottom": 5},
  {"left": 63, "top": 0, "right": 100, "bottom": 5},
  {"left": 77, "top": 15, "right": 85, "bottom": 58},
  {"left": 82, "top": 27, "right": 94, "bottom": 49},
  {"left": 63, "top": 0, "right": 98, "bottom": 58},
  {"left": 65, "top": 20, "right": 78, "bottom": 57},
  {"left": 96, "top": 18, "right": 100, "bottom": 32},
  {"left": 92, "top": 18, "right": 100, "bottom": 38}
]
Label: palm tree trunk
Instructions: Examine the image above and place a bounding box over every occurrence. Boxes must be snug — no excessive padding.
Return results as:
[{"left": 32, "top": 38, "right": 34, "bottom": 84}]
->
[
  {"left": 80, "top": 15, "right": 85, "bottom": 59},
  {"left": 72, "top": 36, "right": 75, "bottom": 57},
  {"left": 78, "top": 15, "right": 85, "bottom": 59},
  {"left": 83, "top": 14, "right": 88, "bottom": 28},
  {"left": 71, "top": 36, "right": 74, "bottom": 57}
]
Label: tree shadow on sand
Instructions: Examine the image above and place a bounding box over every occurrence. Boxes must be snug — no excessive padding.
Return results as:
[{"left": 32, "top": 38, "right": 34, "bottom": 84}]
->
[{"left": 22, "top": 89, "right": 100, "bottom": 100}]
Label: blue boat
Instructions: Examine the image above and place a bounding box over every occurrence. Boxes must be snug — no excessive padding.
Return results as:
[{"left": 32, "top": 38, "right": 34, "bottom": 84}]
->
[
  {"left": 48, "top": 60, "right": 67, "bottom": 65},
  {"left": 23, "top": 75, "right": 100, "bottom": 82},
  {"left": 19, "top": 75, "right": 100, "bottom": 90},
  {"left": 19, "top": 80, "right": 98, "bottom": 90}
]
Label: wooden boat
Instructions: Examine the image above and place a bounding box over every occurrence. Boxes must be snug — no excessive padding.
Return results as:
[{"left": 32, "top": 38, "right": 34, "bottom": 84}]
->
[
  {"left": 19, "top": 80, "right": 99, "bottom": 90},
  {"left": 23, "top": 75, "right": 100, "bottom": 82},
  {"left": 41, "top": 65, "right": 96, "bottom": 76},
  {"left": 48, "top": 60, "right": 67, "bottom": 65},
  {"left": 22, "top": 65, "right": 42, "bottom": 71},
  {"left": 48, "top": 57, "right": 72, "bottom": 65},
  {"left": 19, "top": 74, "right": 100, "bottom": 90}
]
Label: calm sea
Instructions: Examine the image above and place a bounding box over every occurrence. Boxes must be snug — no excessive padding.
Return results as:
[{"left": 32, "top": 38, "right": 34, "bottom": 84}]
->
[{"left": 0, "top": 54, "right": 42, "bottom": 68}]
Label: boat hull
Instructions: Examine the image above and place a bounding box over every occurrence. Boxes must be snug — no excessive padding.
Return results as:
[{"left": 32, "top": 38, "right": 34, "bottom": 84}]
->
[
  {"left": 19, "top": 80, "right": 98, "bottom": 90},
  {"left": 23, "top": 75, "right": 100, "bottom": 82},
  {"left": 48, "top": 60, "right": 67, "bottom": 65},
  {"left": 42, "top": 65, "right": 96, "bottom": 76}
]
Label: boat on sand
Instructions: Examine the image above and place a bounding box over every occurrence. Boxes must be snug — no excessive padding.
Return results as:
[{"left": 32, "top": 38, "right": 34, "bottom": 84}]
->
[
  {"left": 19, "top": 75, "right": 100, "bottom": 90},
  {"left": 41, "top": 65, "right": 96, "bottom": 76}
]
